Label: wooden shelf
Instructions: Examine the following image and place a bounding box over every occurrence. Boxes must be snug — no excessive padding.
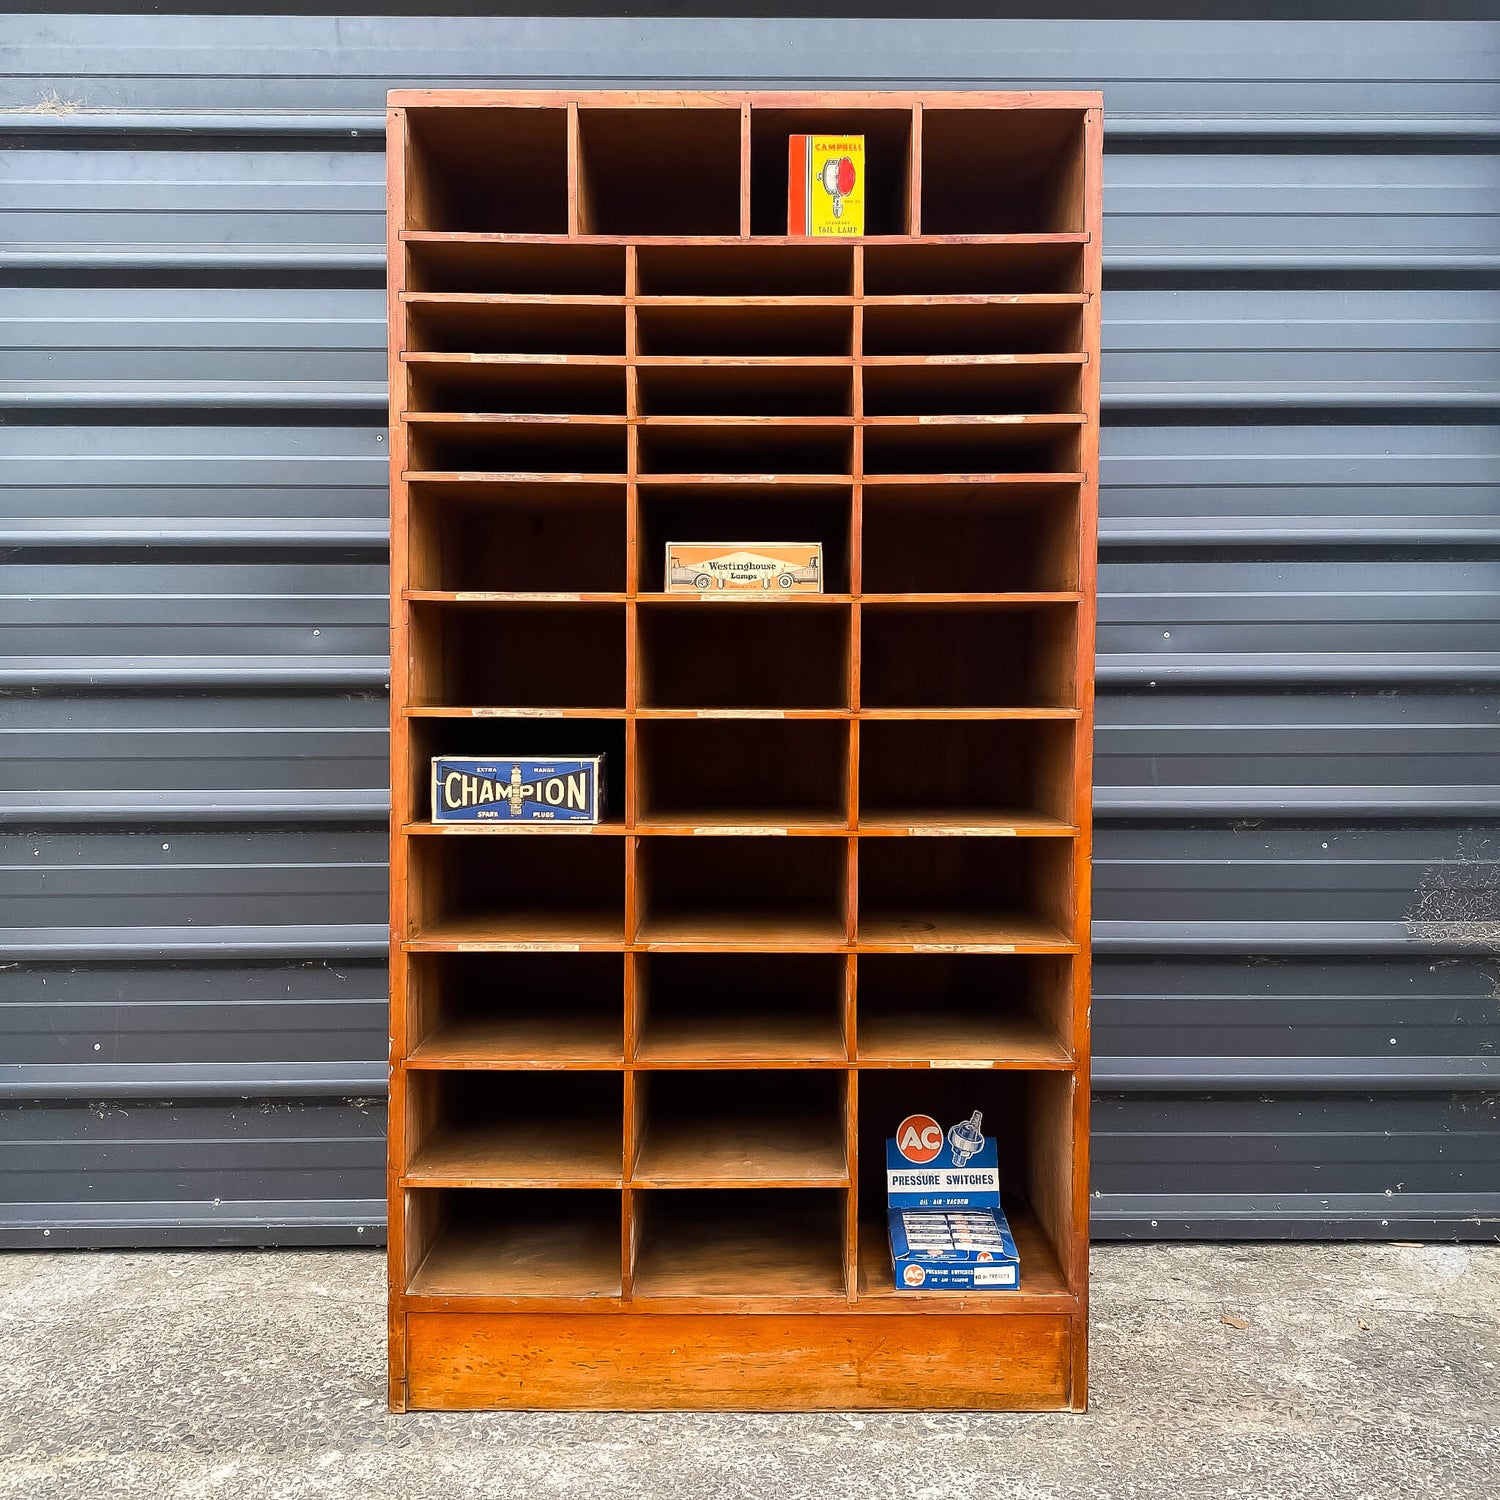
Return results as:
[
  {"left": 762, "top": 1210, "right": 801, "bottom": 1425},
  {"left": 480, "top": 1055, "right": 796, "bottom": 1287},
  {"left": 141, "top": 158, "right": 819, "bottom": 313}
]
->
[
  {"left": 636, "top": 913, "right": 849, "bottom": 949},
  {"left": 405, "top": 912, "right": 626, "bottom": 950},
  {"left": 634, "top": 1114, "right": 848, "bottom": 1187},
  {"left": 638, "top": 1011, "right": 847, "bottom": 1066},
  {"left": 407, "top": 1191, "right": 625, "bottom": 1300},
  {"left": 633, "top": 1192, "right": 848, "bottom": 1300},
  {"left": 855, "top": 811, "right": 1075, "bottom": 837},
  {"left": 402, "top": 819, "right": 627, "bottom": 835},
  {"left": 857, "top": 912, "right": 1074, "bottom": 951},
  {"left": 404, "top": 1121, "right": 623, "bottom": 1188},
  {"left": 389, "top": 87, "right": 1099, "bottom": 1413},
  {"left": 856, "top": 1199, "right": 1071, "bottom": 1305},
  {"left": 857, "top": 1012, "right": 1070, "bottom": 1068},
  {"left": 409, "top": 1013, "right": 624, "bottom": 1067}
]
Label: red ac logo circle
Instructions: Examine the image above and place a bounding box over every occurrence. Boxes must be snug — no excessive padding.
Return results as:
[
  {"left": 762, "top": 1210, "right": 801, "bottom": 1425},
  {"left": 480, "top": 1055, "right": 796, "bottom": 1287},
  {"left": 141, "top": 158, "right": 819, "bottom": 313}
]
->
[{"left": 895, "top": 1114, "right": 944, "bottom": 1164}]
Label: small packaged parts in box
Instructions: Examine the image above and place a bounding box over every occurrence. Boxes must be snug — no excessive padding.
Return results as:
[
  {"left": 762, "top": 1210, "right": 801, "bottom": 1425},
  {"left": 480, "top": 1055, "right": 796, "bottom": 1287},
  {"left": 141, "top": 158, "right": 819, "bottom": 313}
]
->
[
  {"left": 431, "top": 756, "right": 605, "bottom": 824},
  {"left": 788, "top": 134, "right": 866, "bottom": 236},
  {"left": 885, "top": 1111, "right": 1020, "bottom": 1291},
  {"left": 666, "top": 543, "right": 823, "bottom": 594}
]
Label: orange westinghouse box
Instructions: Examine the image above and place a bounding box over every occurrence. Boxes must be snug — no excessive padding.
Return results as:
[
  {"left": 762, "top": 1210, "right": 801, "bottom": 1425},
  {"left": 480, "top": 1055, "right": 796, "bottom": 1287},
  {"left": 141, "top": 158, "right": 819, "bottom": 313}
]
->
[
  {"left": 666, "top": 543, "right": 824, "bottom": 593},
  {"left": 788, "top": 135, "right": 865, "bottom": 236}
]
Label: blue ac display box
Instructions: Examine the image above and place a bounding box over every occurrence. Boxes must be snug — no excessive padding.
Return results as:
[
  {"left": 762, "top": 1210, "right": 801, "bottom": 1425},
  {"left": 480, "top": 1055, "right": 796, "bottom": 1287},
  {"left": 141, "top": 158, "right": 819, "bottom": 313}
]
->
[
  {"left": 885, "top": 1111, "right": 1020, "bottom": 1291},
  {"left": 431, "top": 756, "right": 606, "bottom": 824}
]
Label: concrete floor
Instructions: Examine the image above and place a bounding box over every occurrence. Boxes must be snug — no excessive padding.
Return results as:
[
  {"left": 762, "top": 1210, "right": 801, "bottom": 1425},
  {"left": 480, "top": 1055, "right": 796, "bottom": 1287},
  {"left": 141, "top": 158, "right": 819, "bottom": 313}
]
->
[{"left": 0, "top": 1244, "right": 1496, "bottom": 1499}]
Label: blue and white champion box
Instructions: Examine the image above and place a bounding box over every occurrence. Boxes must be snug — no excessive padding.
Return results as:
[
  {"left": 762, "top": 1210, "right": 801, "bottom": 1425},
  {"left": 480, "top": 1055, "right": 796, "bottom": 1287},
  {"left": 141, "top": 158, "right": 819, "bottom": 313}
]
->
[
  {"left": 885, "top": 1111, "right": 1020, "bottom": 1291},
  {"left": 431, "top": 756, "right": 606, "bottom": 824}
]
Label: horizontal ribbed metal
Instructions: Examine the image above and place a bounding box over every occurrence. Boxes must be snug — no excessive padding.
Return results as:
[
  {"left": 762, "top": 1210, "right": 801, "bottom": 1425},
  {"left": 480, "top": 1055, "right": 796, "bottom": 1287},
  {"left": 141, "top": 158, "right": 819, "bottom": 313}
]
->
[
  {"left": 7, "top": 109, "right": 1499, "bottom": 143},
  {"left": 3, "top": 11, "right": 1497, "bottom": 1245}
]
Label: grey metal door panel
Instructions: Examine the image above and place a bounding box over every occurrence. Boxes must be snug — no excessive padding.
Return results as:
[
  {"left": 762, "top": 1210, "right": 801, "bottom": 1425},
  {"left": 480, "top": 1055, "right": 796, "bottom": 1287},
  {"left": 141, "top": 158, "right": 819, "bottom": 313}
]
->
[{"left": 1, "top": 12, "right": 1497, "bottom": 1243}]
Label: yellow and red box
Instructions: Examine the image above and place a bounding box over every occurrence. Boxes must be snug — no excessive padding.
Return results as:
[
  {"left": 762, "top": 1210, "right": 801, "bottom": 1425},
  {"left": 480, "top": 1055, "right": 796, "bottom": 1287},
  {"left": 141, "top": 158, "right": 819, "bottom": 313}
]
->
[{"left": 788, "top": 135, "right": 866, "bottom": 237}]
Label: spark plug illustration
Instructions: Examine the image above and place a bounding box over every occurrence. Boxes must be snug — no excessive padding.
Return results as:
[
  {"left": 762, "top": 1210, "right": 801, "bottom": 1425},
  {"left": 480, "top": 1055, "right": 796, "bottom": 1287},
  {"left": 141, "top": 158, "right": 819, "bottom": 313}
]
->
[
  {"left": 819, "top": 155, "right": 857, "bottom": 219},
  {"left": 948, "top": 1110, "right": 985, "bottom": 1167},
  {"left": 499, "top": 763, "right": 528, "bottom": 816}
]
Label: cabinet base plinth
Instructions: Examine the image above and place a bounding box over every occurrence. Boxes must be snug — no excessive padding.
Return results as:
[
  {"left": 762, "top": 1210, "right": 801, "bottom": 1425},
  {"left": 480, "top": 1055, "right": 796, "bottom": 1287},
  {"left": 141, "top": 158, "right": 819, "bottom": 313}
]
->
[{"left": 400, "top": 1310, "right": 1080, "bottom": 1410}]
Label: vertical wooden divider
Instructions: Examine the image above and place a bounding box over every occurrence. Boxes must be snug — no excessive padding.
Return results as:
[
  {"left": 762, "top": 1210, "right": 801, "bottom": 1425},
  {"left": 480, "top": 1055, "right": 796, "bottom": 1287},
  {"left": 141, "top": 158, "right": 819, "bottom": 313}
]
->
[
  {"left": 1068, "top": 103, "right": 1105, "bottom": 1399},
  {"left": 622, "top": 239, "right": 641, "bottom": 1301},
  {"left": 845, "top": 237, "right": 864, "bottom": 1300},
  {"left": 907, "top": 103, "right": 923, "bottom": 237},
  {"left": 384, "top": 104, "right": 413, "bottom": 1414},
  {"left": 739, "top": 103, "right": 753, "bottom": 236},
  {"left": 566, "top": 102, "right": 583, "bottom": 235}
]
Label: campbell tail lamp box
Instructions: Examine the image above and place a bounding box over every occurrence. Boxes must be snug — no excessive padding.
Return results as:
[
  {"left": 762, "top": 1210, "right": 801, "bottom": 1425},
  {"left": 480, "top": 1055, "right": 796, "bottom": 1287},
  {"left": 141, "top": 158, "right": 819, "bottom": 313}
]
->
[
  {"left": 886, "top": 1111, "right": 1019, "bottom": 1290},
  {"left": 431, "top": 756, "right": 606, "bottom": 824},
  {"left": 665, "top": 543, "right": 824, "bottom": 593},
  {"left": 787, "top": 135, "right": 865, "bottom": 236}
]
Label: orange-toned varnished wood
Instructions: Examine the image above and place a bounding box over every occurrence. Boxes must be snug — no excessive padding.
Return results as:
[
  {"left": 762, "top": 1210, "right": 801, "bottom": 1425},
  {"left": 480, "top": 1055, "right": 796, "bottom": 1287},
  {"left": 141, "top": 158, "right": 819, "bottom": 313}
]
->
[
  {"left": 388, "top": 88, "right": 1098, "bottom": 1415},
  {"left": 405, "top": 1312, "right": 1073, "bottom": 1410}
]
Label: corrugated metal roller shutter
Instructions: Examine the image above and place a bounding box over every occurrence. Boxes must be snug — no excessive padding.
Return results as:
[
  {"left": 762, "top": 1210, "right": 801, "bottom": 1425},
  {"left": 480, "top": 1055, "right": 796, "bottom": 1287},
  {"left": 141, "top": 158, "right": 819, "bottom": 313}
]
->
[{"left": 1, "top": 15, "right": 1496, "bottom": 1245}]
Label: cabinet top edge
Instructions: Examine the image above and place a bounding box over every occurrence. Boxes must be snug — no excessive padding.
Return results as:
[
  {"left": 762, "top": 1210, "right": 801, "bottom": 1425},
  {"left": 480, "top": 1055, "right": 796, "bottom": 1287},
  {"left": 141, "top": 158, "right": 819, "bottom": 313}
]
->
[{"left": 386, "top": 90, "right": 1103, "bottom": 113}]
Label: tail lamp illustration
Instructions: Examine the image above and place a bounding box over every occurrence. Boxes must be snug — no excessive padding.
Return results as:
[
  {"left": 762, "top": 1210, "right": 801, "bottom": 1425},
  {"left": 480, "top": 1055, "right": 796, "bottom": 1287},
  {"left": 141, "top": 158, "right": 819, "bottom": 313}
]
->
[{"left": 819, "top": 154, "right": 857, "bottom": 219}]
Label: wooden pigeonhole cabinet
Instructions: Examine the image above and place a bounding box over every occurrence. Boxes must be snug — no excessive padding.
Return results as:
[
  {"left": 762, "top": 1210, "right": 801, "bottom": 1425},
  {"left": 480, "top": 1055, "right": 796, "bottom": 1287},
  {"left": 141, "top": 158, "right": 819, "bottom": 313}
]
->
[{"left": 386, "top": 89, "right": 1101, "bottom": 1411}]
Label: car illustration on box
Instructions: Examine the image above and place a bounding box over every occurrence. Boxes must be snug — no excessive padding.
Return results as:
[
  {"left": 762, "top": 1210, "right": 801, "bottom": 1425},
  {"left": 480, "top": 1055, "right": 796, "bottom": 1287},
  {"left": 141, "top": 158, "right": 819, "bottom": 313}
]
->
[{"left": 665, "top": 544, "right": 824, "bottom": 594}]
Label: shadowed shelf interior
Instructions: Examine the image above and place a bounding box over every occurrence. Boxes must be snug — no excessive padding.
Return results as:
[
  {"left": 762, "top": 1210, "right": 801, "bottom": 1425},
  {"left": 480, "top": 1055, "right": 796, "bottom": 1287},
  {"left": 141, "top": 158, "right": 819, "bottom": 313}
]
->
[{"left": 389, "top": 89, "right": 1099, "bottom": 1413}]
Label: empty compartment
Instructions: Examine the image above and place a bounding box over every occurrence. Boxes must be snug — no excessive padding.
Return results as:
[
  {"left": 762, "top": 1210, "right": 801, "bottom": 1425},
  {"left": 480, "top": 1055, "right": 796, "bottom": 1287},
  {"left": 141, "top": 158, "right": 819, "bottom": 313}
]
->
[
  {"left": 860, "top": 601, "right": 1076, "bottom": 710},
  {"left": 862, "top": 483, "right": 1079, "bottom": 593},
  {"left": 633, "top": 1069, "right": 848, "bottom": 1184},
  {"left": 406, "top": 834, "right": 626, "bottom": 947},
  {"left": 638, "top": 718, "right": 849, "bottom": 829},
  {"left": 863, "top": 418, "right": 1082, "bottom": 478},
  {"left": 638, "top": 483, "right": 852, "bottom": 592},
  {"left": 637, "top": 364, "right": 852, "bottom": 418},
  {"left": 749, "top": 108, "right": 913, "bottom": 236},
  {"left": 577, "top": 107, "right": 741, "bottom": 234},
  {"left": 637, "top": 244, "right": 854, "bottom": 296},
  {"left": 407, "top": 482, "right": 625, "bottom": 593},
  {"left": 405, "top": 715, "right": 626, "bottom": 829},
  {"left": 862, "top": 302, "right": 1082, "bottom": 356},
  {"left": 635, "top": 953, "right": 847, "bottom": 1063},
  {"left": 632, "top": 1189, "right": 846, "bottom": 1298},
  {"left": 856, "top": 954, "right": 1073, "bottom": 1066},
  {"left": 637, "top": 303, "right": 853, "bottom": 357},
  {"left": 862, "top": 359, "right": 1082, "bottom": 417},
  {"left": 407, "top": 418, "right": 627, "bottom": 476},
  {"left": 404, "top": 107, "right": 569, "bottom": 233},
  {"left": 404, "top": 1070, "right": 624, "bottom": 1186},
  {"left": 859, "top": 719, "right": 1075, "bottom": 832},
  {"left": 408, "top": 600, "right": 626, "bottom": 709},
  {"left": 636, "top": 836, "right": 849, "bottom": 946},
  {"left": 856, "top": 1070, "right": 1075, "bottom": 1297},
  {"left": 407, "top": 360, "right": 626, "bottom": 416},
  {"left": 858, "top": 836, "right": 1074, "bottom": 949},
  {"left": 921, "top": 109, "right": 1087, "bottom": 235},
  {"left": 638, "top": 422, "right": 853, "bottom": 478},
  {"left": 864, "top": 242, "right": 1083, "bottom": 296},
  {"left": 406, "top": 300, "right": 625, "bottom": 355},
  {"left": 638, "top": 600, "right": 850, "bottom": 709},
  {"left": 406, "top": 1189, "right": 622, "bottom": 1298},
  {"left": 407, "top": 952, "right": 624, "bottom": 1065},
  {"left": 407, "top": 242, "right": 625, "bottom": 295}
]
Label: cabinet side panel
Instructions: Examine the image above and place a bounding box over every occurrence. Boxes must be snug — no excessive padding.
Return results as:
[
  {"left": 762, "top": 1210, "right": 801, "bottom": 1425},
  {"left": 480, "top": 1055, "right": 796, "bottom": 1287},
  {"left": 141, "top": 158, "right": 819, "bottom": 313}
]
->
[
  {"left": 386, "top": 103, "right": 413, "bottom": 1413},
  {"left": 1069, "top": 102, "right": 1104, "bottom": 1411},
  {"left": 406, "top": 1312, "right": 1071, "bottom": 1410}
]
